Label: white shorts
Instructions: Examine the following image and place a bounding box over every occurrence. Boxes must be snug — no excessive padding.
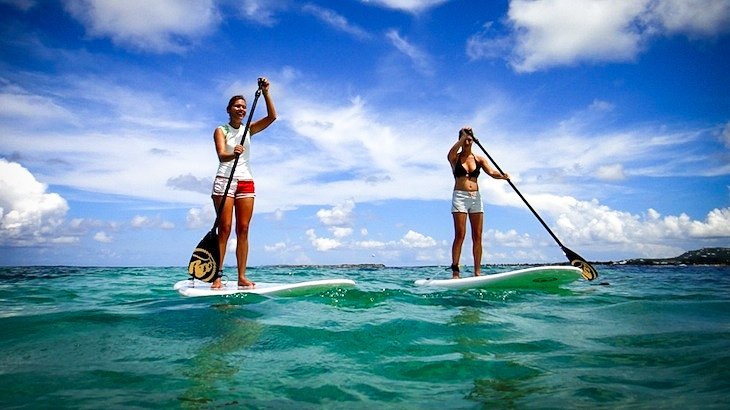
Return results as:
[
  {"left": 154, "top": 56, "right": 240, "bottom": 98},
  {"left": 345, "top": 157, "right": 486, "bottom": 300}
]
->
[
  {"left": 451, "top": 190, "right": 483, "bottom": 213},
  {"left": 212, "top": 176, "right": 255, "bottom": 199}
]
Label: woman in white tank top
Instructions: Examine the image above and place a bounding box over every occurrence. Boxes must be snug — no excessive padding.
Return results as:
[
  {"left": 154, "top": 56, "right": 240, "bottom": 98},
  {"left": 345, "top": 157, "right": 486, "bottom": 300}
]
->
[{"left": 210, "top": 78, "right": 277, "bottom": 289}]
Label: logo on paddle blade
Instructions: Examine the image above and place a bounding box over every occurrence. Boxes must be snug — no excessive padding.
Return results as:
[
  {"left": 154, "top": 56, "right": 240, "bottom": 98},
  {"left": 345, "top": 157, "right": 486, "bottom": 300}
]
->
[
  {"left": 188, "top": 247, "right": 218, "bottom": 282},
  {"left": 571, "top": 259, "right": 598, "bottom": 281}
]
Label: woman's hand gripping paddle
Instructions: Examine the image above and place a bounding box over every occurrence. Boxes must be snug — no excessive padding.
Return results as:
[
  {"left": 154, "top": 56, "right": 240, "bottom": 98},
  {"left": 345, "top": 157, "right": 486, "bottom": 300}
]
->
[
  {"left": 187, "top": 79, "right": 265, "bottom": 282},
  {"left": 469, "top": 130, "right": 598, "bottom": 281}
]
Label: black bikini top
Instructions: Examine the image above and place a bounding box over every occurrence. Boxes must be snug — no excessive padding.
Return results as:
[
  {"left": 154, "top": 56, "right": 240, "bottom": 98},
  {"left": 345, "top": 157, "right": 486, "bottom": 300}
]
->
[{"left": 453, "top": 154, "right": 481, "bottom": 179}]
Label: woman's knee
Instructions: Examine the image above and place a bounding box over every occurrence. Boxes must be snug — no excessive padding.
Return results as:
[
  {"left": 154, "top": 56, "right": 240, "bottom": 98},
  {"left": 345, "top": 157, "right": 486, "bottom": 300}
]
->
[{"left": 235, "top": 222, "right": 250, "bottom": 237}]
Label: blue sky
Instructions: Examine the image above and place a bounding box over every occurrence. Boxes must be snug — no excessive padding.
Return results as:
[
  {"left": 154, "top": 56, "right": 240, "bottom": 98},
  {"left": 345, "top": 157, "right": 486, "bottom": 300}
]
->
[{"left": 0, "top": 0, "right": 728, "bottom": 267}]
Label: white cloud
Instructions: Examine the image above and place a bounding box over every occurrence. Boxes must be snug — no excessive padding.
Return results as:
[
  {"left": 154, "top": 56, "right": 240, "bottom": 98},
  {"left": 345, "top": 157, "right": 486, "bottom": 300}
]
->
[
  {"left": 0, "top": 89, "right": 76, "bottom": 124},
  {"left": 306, "top": 228, "right": 341, "bottom": 251},
  {"left": 487, "top": 229, "right": 535, "bottom": 248},
  {"left": 236, "top": 0, "right": 288, "bottom": 26},
  {"left": 650, "top": 0, "right": 730, "bottom": 36},
  {"left": 93, "top": 231, "right": 113, "bottom": 243},
  {"left": 722, "top": 122, "right": 730, "bottom": 148},
  {"left": 360, "top": 0, "right": 448, "bottom": 13},
  {"left": 303, "top": 4, "right": 371, "bottom": 40},
  {"left": 547, "top": 195, "right": 730, "bottom": 251},
  {"left": 400, "top": 230, "right": 437, "bottom": 248},
  {"left": 688, "top": 208, "right": 730, "bottom": 237},
  {"left": 131, "top": 215, "right": 150, "bottom": 228},
  {"left": 131, "top": 215, "right": 175, "bottom": 230},
  {"left": 63, "top": 0, "right": 220, "bottom": 53},
  {"left": 264, "top": 241, "right": 287, "bottom": 252},
  {"left": 186, "top": 207, "right": 214, "bottom": 230},
  {"left": 596, "top": 164, "right": 626, "bottom": 181},
  {"left": 468, "top": 0, "right": 730, "bottom": 72},
  {"left": 386, "top": 29, "right": 434, "bottom": 75},
  {"left": 508, "top": 0, "right": 647, "bottom": 72},
  {"left": 0, "top": 159, "right": 69, "bottom": 246},
  {"left": 316, "top": 200, "right": 355, "bottom": 226},
  {"left": 353, "top": 240, "right": 387, "bottom": 249},
  {"left": 331, "top": 226, "right": 354, "bottom": 238},
  {"left": 466, "top": 22, "right": 512, "bottom": 60},
  {"left": 360, "top": 0, "right": 449, "bottom": 13}
]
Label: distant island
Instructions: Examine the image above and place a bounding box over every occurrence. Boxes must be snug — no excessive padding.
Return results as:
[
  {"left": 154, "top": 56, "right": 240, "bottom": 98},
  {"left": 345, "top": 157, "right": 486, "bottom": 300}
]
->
[{"left": 610, "top": 247, "right": 730, "bottom": 266}]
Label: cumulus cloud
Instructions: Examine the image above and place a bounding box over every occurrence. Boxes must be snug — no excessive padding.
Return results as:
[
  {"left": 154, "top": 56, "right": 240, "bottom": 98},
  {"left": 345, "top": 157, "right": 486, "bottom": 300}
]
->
[
  {"left": 93, "top": 231, "right": 113, "bottom": 243},
  {"left": 64, "top": 0, "right": 220, "bottom": 53},
  {"left": 550, "top": 196, "right": 730, "bottom": 250},
  {"left": 399, "top": 230, "right": 437, "bottom": 248},
  {"left": 264, "top": 241, "right": 287, "bottom": 252},
  {"left": 0, "top": 159, "right": 69, "bottom": 246},
  {"left": 186, "top": 206, "right": 214, "bottom": 230},
  {"left": 468, "top": 0, "right": 730, "bottom": 72},
  {"left": 316, "top": 200, "right": 355, "bottom": 226},
  {"left": 487, "top": 229, "right": 535, "bottom": 248},
  {"left": 306, "top": 228, "right": 341, "bottom": 251}
]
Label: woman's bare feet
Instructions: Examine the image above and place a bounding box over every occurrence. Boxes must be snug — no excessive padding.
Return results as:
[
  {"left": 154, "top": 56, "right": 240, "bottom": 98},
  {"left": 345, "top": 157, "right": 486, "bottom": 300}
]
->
[
  {"left": 238, "top": 277, "right": 255, "bottom": 289},
  {"left": 450, "top": 264, "right": 460, "bottom": 279}
]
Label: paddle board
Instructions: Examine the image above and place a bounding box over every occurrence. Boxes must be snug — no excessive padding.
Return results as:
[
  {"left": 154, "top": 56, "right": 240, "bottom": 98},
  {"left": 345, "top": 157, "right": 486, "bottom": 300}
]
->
[
  {"left": 173, "top": 278, "right": 356, "bottom": 297},
  {"left": 414, "top": 266, "right": 583, "bottom": 290}
]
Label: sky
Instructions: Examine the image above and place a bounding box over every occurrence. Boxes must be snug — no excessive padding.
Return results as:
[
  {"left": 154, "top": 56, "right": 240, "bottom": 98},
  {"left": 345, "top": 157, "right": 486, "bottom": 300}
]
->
[{"left": 0, "top": 0, "right": 728, "bottom": 268}]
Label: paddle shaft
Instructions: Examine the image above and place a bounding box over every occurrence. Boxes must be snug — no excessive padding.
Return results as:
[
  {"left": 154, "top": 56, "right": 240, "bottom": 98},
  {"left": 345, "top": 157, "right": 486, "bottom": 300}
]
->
[
  {"left": 471, "top": 137, "right": 567, "bottom": 250},
  {"left": 212, "top": 84, "right": 263, "bottom": 231},
  {"left": 470, "top": 134, "right": 597, "bottom": 281}
]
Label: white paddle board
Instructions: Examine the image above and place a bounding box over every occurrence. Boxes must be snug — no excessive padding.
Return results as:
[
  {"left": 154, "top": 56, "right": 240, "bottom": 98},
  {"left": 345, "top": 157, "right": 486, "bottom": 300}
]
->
[
  {"left": 174, "top": 278, "right": 356, "bottom": 297},
  {"left": 414, "top": 266, "right": 583, "bottom": 290}
]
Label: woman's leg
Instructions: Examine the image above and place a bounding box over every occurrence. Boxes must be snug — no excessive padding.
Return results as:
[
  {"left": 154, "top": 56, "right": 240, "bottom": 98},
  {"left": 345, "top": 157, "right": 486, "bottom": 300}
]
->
[
  {"left": 234, "top": 197, "right": 255, "bottom": 287},
  {"left": 211, "top": 194, "right": 234, "bottom": 288},
  {"left": 468, "top": 212, "right": 484, "bottom": 276},
  {"left": 451, "top": 212, "right": 467, "bottom": 279}
]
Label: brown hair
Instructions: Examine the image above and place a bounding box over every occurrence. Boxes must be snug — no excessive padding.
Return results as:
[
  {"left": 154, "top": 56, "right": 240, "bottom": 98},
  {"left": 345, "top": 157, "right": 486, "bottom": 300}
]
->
[{"left": 227, "top": 95, "right": 246, "bottom": 111}]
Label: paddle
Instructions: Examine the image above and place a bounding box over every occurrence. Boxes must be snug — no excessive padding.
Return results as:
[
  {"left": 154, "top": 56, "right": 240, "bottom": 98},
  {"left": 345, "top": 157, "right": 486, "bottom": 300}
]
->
[
  {"left": 468, "top": 130, "right": 598, "bottom": 281},
  {"left": 187, "top": 79, "right": 265, "bottom": 282}
]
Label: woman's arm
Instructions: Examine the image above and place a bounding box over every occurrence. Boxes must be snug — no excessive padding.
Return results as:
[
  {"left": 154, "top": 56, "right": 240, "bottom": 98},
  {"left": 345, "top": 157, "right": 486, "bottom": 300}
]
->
[
  {"left": 214, "top": 127, "right": 241, "bottom": 162},
  {"left": 447, "top": 134, "right": 466, "bottom": 165},
  {"left": 250, "top": 79, "right": 277, "bottom": 135},
  {"left": 478, "top": 156, "right": 510, "bottom": 180}
]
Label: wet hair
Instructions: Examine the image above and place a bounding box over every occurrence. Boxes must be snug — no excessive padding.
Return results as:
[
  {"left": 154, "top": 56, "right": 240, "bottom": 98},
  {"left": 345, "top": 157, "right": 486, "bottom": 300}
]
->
[{"left": 227, "top": 95, "right": 247, "bottom": 111}]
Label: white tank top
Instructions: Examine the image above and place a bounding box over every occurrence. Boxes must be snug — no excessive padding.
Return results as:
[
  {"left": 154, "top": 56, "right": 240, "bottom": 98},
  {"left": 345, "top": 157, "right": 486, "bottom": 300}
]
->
[{"left": 215, "top": 124, "right": 252, "bottom": 179}]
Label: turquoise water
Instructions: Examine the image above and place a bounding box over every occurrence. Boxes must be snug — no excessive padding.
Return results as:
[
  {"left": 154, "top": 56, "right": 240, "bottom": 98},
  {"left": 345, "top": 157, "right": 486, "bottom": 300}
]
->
[{"left": 1, "top": 265, "right": 728, "bottom": 409}]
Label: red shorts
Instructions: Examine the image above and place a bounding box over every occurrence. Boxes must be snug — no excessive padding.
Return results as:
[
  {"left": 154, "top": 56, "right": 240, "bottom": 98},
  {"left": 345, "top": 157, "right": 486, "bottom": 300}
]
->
[{"left": 212, "top": 177, "right": 255, "bottom": 199}]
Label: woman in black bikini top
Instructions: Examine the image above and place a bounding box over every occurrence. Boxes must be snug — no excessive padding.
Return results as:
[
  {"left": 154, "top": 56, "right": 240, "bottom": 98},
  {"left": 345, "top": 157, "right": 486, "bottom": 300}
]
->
[{"left": 446, "top": 127, "right": 510, "bottom": 279}]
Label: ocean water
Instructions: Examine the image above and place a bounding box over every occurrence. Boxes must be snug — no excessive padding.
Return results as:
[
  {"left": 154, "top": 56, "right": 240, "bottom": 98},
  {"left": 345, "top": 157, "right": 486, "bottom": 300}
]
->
[{"left": 0, "top": 265, "right": 728, "bottom": 409}]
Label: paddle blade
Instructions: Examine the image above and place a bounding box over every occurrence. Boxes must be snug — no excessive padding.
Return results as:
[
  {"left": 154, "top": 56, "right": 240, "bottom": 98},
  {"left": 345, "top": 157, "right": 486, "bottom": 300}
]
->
[
  {"left": 563, "top": 247, "right": 598, "bottom": 281},
  {"left": 188, "top": 230, "right": 220, "bottom": 282}
]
